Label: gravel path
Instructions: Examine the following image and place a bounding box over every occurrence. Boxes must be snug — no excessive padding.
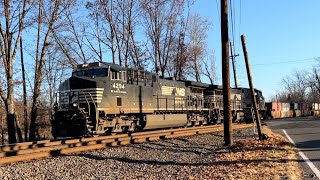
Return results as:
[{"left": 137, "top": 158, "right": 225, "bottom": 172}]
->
[{"left": 0, "top": 128, "right": 255, "bottom": 179}]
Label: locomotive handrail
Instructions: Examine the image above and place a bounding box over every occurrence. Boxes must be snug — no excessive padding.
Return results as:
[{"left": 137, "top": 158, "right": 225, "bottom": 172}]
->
[
  {"left": 82, "top": 91, "right": 91, "bottom": 116},
  {"left": 86, "top": 91, "right": 97, "bottom": 111},
  {"left": 81, "top": 91, "right": 98, "bottom": 117}
]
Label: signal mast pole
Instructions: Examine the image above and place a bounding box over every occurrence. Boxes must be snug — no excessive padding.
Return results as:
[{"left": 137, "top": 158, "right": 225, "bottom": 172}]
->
[{"left": 221, "top": 0, "right": 233, "bottom": 145}]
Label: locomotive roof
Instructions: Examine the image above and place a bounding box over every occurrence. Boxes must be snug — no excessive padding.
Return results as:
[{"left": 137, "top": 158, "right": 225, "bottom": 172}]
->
[
  {"left": 209, "top": 84, "right": 223, "bottom": 89},
  {"left": 234, "top": 87, "right": 262, "bottom": 93},
  {"left": 75, "top": 62, "right": 126, "bottom": 72},
  {"left": 183, "top": 81, "right": 210, "bottom": 88},
  {"left": 74, "top": 62, "right": 263, "bottom": 93}
]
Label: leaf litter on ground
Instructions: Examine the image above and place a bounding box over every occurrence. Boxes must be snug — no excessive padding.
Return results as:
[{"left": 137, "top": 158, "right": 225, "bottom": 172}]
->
[{"left": 190, "top": 126, "right": 301, "bottom": 180}]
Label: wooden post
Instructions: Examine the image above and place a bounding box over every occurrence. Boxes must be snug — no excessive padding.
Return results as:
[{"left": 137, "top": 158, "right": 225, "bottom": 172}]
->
[
  {"left": 221, "top": 0, "right": 233, "bottom": 145},
  {"left": 230, "top": 42, "right": 238, "bottom": 88},
  {"left": 240, "top": 35, "right": 263, "bottom": 140}
]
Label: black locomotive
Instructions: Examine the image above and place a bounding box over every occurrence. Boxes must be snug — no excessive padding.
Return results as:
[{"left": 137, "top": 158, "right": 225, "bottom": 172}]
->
[{"left": 52, "top": 62, "right": 265, "bottom": 138}]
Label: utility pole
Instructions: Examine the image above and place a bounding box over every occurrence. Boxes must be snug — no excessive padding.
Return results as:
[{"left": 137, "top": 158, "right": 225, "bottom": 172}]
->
[
  {"left": 221, "top": 0, "right": 232, "bottom": 145},
  {"left": 240, "top": 35, "right": 263, "bottom": 140},
  {"left": 230, "top": 42, "right": 238, "bottom": 88}
]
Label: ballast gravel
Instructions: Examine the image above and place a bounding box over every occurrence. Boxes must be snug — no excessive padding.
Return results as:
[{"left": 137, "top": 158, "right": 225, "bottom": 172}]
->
[{"left": 0, "top": 127, "right": 255, "bottom": 179}]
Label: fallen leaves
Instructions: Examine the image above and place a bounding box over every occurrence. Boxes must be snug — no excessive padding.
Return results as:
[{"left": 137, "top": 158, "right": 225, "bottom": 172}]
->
[{"left": 188, "top": 126, "right": 301, "bottom": 180}]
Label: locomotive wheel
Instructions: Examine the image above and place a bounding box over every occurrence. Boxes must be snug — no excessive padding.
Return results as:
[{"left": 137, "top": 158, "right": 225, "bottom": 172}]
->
[
  {"left": 203, "top": 119, "right": 208, "bottom": 125},
  {"left": 129, "top": 122, "right": 136, "bottom": 132},
  {"left": 122, "top": 126, "right": 129, "bottom": 133}
]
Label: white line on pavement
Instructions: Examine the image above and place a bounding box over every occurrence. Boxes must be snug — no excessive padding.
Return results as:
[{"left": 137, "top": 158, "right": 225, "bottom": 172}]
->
[{"left": 282, "top": 129, "right": 320, "bottom": 179}]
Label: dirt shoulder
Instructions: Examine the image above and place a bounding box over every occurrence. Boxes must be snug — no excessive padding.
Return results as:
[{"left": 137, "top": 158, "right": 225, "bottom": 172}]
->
[{"left": 199, "top": 126, "right": 301, "bottom": 179}]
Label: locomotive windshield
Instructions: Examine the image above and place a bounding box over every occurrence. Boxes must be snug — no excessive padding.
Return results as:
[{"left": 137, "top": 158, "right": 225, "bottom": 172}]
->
[{"left": 72, "top": 68, "right": 108, "bottom": 77}]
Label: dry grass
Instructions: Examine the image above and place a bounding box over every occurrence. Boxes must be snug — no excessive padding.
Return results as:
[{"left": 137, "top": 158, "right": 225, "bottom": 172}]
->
[{"left": 191, "top": 126, "right": 301, "bottom": 179}]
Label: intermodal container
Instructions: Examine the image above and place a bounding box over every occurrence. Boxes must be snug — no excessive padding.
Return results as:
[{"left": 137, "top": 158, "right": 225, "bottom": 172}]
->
[
  {"left": 302, "top": 103, "right": 309, "bottom": 111},
  {"left": 271, "top": 111, "right": 281, "bottom": 119},
  {"left": 312, "top": 103, "right": 320, "bottom": 110},
  {"left": 301, "top": 103, "right": 310, "bottom": 116},
  {"left": 312, "top": 103, "right": 316, "bottom": 110},
  {"left": 266, "top": 102, "right": 282, "bottom": 111},
  {"left": 290, "top": 103, "right": 294, "bottom": 110},
  {"left": 281, "top": 103, "right": 290, "bottom": 111},
  {"left": 280, "top": 110, "right": 288, "bottom": 118}
]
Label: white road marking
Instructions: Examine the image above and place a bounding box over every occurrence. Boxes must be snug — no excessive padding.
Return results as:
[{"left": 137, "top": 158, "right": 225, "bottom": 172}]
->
[{"left": 282, "top": 129, "right": 320, "bottom": 179}]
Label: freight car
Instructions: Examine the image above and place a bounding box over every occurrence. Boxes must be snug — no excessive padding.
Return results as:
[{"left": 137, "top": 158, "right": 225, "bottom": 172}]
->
[
  {"left": 265, "top": 102, "right": 312, "bottom": 119},
  {"left": 52, "top": 62, "right": 265, "bottom": 138}
]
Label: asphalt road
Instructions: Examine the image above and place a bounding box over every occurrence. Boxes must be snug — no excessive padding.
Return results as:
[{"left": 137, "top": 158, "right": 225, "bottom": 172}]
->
[{"left": 265, "top": 117, "right": 320, "bottom": 179}]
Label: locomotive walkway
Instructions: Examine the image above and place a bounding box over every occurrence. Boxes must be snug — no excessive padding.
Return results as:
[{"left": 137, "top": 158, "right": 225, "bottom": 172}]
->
[
  {"left": 0, "top": 124, "right": 252, "bottom": 165},
  {"left": 265, "top": 117, "right": 320, "bottom": 179}
]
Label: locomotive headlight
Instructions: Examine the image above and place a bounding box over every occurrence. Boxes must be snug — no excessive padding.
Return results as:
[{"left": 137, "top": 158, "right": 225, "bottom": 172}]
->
[{"left": 73, "top": 103, "right": 78, "bottom": 107}]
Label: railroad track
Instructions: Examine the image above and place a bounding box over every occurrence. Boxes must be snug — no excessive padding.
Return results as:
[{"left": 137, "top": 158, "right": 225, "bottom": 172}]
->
[{"left": 0, "top": 123, "right": 253, "bottom": 165}]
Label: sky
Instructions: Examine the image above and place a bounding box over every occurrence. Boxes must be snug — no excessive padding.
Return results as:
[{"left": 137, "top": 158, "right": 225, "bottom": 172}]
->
[
  {"left": 6, "top": 0, "right": 320, "bottom": 101},
  {"left": 194, "top": 0, "right": 320, "bottom": 100}
]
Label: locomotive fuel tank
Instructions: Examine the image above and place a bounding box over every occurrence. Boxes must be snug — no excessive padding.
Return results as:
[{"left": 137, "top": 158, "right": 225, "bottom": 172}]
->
[{"left": 143, "top": 114, "right": 187, "bottom": 130}]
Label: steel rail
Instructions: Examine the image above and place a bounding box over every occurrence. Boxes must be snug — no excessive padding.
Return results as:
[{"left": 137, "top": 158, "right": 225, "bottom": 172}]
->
[
  {"left": 0, "top": 123, "right": 253, "bottom": 165},
  {"left": 0, "top": 124, "right": 225, "bottom": 152}
]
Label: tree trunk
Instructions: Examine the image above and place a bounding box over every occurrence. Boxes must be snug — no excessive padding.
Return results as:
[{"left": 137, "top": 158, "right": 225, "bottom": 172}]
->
[
  {"left": 15, "top": 117, "right": 23, "bottom": 143},
  {"left": 194, "top": 56, "right": 200, "bottom": 82},
  {"left": 29, "top": 69, "right": 43, "bottom": 140},
  {"left": 6, "top": 54, "right": 17, "bottom": 144},
  {"left": 29, "top": 101, "right": 39, "bottom": 141},
  {"left": 6, "top": 114, "right": 16, "bottom": 144},
  {"left": 20, "top": 37, "right": 28, "bottom": 142}
]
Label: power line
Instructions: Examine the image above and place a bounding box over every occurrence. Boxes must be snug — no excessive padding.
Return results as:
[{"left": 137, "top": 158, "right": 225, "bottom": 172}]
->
[
  {"left": 252, "top": 57, "right": 316, "bottom": 66},
  {"left": 215, "top": 0, "right": 221, "bottom": 25},
  {"left": 237, "top": 0, "right": 242, "bottom": 55},
  {"left": 232, "top": 0, "right": 236, "bottom": 52},
  {"left": 229, "top": 0, "right": 235, "bottom": 52}
]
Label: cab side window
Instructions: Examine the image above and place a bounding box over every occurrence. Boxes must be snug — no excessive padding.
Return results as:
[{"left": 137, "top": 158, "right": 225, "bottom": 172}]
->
[
  {"left": 111, "top": 71, "right": 119, "bottom": 80},
  {"left": 111, "top": 71, "right": 126, "bottom": 81}
]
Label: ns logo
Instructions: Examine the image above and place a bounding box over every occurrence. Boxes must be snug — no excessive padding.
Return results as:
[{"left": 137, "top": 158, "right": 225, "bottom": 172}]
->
[
  {"left": 175, "top": 88, "right": 185, "bottom": 96},
  {"left": 161, "top": 86, "right": 185, "bottom": 96}
]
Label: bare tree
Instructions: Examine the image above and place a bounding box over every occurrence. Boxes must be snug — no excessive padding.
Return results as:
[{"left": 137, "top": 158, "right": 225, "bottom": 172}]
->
[
  {"left": 185, "top": 13, "right": 211, "bottom": 82},
  {"left": 0, "top": 0, "right": 30, "bottom": 143},
  {"left": 86, "top": 0, "right": 139, "bottom": 66},
  {"left": 29, "top": 0, "right": 71, "bottom": 141},
  {"left": 85, "top": 0, "right": 121, "bottom": 65},
  {"left": 308, "top": 63, "right": 320, "bottom": 93},
  {"left": 202, "top": 50, "right": 217, "bottom": 85},
  {"left": 141, "top": 0, "right": 185, "bottom": 76},
  {"left": 281, "top": 70, "right": 308, "bottom": 102},
  {"left": 53, "top": 2, "right": 91, "bottom": 66},
  {"left": 172, "top": 0, "right": 194, "bottom": 80},
  {"left": 43, "top": 46, "right": 68, "bottom": 122},
  {"left": 269, "top": 90, "right": 289, "bottom": 102}
]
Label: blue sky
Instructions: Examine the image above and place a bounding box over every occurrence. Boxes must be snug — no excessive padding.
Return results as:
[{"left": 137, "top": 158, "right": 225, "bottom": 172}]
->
[{"left": 194, "top": 0, "right": 320, "bottom": 100}]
